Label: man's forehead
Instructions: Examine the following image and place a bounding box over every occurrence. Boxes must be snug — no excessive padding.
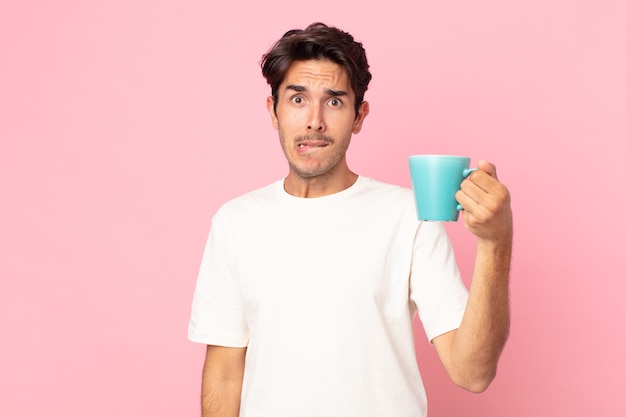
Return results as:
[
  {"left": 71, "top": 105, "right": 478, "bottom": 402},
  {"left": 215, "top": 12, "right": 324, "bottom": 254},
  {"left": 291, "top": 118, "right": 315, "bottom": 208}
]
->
[{"left": 281, "top": 60, "right": 352, "bottom": 93}]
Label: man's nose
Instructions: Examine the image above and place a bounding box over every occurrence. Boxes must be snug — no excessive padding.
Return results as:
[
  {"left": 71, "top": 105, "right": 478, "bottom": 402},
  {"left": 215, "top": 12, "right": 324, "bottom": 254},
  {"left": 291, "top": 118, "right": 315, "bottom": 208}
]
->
[{"left": 307, "top": 106, "right": 325, "bottom": 131}]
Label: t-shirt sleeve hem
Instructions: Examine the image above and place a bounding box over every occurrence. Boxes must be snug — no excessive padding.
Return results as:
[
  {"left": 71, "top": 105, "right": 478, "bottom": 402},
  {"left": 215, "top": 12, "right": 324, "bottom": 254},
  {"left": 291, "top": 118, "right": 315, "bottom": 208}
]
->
[
  {"left": 187, "top": 332, "right": 249, "bottom": 348},
  {"left": 424, "top": 314, "right": 464, "bottom": 345}
]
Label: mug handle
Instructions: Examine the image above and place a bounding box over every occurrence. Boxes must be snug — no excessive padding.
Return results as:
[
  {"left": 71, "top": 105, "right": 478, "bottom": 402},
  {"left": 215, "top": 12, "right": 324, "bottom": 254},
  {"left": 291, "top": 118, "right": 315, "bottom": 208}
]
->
[{"left": 456, "top": 168, "right": 478, "bottom": 211}]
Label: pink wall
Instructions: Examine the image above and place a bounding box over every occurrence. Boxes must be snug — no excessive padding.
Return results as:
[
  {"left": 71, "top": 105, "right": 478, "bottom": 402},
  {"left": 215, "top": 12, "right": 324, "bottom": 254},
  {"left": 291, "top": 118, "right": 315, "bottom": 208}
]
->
[{"left": 1, "top": 1, "right": 624, "bottom": 416}]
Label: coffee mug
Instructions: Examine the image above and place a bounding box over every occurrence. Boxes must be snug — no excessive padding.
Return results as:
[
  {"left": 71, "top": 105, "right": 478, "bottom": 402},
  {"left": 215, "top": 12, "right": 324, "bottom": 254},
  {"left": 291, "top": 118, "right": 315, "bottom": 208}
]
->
[{"left": 408, "top": 155, "right": 476, "bottom": 221}]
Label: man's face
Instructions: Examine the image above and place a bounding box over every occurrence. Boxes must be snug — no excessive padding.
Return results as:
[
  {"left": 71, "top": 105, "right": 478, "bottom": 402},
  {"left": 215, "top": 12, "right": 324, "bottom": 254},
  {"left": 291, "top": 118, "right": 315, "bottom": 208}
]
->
[{"left": 267, "top": 59, "right": 368, "bottom": 181}]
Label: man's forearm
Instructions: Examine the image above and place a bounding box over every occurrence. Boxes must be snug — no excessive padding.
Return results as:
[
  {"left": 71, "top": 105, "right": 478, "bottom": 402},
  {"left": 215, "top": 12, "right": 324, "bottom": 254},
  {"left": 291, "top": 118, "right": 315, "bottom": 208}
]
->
[
  {"left": 434, "top": 235, "right": 511, "bottom": 392},
  {"left": 452, "top": 237, "right": 511, "bottom": 390}
]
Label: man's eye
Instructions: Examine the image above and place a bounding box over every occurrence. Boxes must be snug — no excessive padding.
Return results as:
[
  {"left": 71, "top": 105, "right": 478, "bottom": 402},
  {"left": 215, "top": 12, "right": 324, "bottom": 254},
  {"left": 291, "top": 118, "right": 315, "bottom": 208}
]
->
[
  {"left": 291, "top": 96, "right": 304, "bottom": 104},
  {"left": 328, "top": 98, "right": 342, "bottom": 107}
]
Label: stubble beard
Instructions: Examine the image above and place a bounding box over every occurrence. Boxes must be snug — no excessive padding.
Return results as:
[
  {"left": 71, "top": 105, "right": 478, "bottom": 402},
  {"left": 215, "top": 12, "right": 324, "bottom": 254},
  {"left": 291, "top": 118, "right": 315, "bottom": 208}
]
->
[{"left": 284, "top": 133, "right": 347, "bottom": 180}]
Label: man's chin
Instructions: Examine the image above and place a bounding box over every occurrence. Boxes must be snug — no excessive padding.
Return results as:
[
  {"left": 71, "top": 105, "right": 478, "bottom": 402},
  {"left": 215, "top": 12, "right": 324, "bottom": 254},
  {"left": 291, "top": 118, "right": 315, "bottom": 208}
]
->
[{"left": 289, "top": 164, "right": 331, "bottom": 180}]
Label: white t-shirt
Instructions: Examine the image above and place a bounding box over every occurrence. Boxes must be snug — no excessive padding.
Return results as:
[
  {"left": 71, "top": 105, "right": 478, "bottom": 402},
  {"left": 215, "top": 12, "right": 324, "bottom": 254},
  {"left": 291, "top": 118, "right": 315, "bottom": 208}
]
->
[{"left": 189, "top": 176, "right": 468, "bottom": 417}]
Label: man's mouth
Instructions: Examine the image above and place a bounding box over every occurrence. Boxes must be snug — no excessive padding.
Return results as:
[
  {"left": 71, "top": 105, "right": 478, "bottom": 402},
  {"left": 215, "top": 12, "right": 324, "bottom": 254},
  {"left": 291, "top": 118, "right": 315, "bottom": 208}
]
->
[
  {"left": 296, "top": 142, "right": 329, "bottom": 153},
  {"left": 295, "top": 136, "right": 333, "bottom": 153},
  {"left": 297, "top": 142, "right": 328, "bottom": 148}
]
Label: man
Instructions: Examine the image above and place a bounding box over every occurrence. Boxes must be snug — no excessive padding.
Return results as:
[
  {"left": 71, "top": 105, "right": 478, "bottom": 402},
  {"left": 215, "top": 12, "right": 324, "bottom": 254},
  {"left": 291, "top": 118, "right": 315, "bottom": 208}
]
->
[{"left": 189, "top": 22, "right": 512, "bottom": 417}]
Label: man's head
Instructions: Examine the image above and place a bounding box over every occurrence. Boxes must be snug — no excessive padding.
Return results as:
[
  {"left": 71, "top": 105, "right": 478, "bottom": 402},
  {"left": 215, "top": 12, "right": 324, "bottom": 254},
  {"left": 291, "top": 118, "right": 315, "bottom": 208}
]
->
[{"left": 261, "top": 22, "right": 372, "bottom": 117}]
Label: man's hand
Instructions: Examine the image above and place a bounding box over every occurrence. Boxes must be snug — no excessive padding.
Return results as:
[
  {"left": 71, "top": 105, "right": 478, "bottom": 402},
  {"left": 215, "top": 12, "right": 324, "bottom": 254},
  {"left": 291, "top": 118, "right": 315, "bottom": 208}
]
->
[{"left": 456, "top": 160, "right": 513, "bottom": 243}]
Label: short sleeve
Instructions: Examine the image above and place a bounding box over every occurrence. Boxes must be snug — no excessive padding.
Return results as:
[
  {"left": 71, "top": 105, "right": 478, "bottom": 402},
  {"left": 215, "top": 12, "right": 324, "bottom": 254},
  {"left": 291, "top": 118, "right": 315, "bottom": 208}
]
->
[
  {"left": 410, "top": 221, "right": 469, "bottom": 343},
  {"left": 188, "top": 209, "right": 250, "bottom": 347}
]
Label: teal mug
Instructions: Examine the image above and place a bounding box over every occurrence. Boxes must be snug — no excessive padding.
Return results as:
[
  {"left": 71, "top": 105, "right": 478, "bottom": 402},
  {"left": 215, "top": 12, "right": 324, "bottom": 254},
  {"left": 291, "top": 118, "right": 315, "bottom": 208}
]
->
[{"left": 408, "top": 155, "right": 476, "bottom": 221}]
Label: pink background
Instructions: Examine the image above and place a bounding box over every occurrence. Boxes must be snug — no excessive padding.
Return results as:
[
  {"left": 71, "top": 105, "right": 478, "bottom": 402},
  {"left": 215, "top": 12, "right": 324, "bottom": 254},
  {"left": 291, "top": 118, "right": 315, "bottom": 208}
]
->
[{"left": 2, "top": 1, "right": 625, "bottom": 416}]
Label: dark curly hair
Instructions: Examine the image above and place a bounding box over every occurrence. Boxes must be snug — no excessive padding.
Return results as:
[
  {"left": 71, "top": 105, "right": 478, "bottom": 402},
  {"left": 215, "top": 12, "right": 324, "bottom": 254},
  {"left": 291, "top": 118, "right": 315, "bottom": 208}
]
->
[{"left": 260, "top": 22, "right": 372, "bottom": 116}]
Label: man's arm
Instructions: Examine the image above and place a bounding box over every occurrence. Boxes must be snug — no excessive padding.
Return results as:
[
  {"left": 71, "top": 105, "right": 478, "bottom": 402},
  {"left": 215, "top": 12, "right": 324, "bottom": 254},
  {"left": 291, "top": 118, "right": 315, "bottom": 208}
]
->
[
  {"left": 433, "top": 160, "right": 513, "bottom": 393},
  {"left": 201, "top": 345, "right": 247, "bottom": 417}
]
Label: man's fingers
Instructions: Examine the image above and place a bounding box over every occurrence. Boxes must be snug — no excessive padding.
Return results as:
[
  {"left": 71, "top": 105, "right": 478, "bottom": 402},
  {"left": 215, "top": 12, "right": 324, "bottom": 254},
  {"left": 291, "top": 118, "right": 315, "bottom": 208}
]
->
[{"left": 477, "top": 159, "right": 498, "bottom": 179}]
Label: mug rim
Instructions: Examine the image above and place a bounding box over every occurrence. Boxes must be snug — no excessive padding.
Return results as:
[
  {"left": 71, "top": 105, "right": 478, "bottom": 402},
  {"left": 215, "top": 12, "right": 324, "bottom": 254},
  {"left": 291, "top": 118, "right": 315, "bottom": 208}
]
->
[{"left": 408, "top": 154, "right": 470, "bottom": 160}]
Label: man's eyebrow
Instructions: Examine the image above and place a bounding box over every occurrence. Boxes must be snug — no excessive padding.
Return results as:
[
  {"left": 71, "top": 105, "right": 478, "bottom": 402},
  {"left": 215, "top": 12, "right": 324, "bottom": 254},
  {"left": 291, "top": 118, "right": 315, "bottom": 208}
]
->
[
  {"left": 286, "top": 84, "right": 306, "bottom": 92},
  {"left": 285, "top": 85, "right": 348, "bottom": 97},
  {"left": 325, "top": 88, "right": 348, "bottom": 97}
]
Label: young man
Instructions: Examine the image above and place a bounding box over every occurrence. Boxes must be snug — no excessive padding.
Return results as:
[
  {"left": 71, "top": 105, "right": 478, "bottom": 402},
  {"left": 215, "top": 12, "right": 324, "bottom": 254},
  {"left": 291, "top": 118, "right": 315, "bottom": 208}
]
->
[{"left": 189, "top": 22, "right": 512, "bottom": 417}]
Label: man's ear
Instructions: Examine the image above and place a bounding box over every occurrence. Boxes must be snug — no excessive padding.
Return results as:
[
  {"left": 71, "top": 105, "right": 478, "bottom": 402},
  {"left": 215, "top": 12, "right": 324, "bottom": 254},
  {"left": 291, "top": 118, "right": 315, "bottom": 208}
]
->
[
  {"left": 352, "top": 101, "right": 370, "bottom": 134},
  {"left": 267, "top": 96, "right": 279, "bottom": 130}
]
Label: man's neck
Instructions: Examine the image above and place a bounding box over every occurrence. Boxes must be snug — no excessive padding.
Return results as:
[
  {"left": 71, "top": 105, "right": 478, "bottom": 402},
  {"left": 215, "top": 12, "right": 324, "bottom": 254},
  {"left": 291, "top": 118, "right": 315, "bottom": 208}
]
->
[{"left": 283, "top": 170, "right": 358, "bottom": 198}]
